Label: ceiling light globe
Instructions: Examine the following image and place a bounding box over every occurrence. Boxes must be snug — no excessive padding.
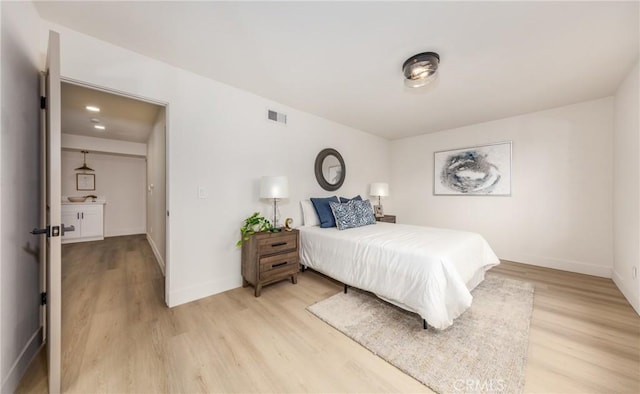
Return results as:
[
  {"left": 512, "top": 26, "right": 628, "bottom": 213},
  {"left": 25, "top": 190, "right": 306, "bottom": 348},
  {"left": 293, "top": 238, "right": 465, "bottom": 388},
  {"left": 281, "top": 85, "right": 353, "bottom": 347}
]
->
[
  {"left": 404, "top": 77, "right": 432, "bottom": 88},
  {"left": 402, "top": 52, "right": 440, "bottom": 88}
]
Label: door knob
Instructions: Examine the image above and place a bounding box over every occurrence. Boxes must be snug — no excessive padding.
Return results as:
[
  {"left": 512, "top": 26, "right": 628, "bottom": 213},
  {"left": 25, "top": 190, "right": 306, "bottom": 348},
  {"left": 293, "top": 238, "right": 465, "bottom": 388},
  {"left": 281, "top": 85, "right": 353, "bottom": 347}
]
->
[
  {"left": 62, "top": 224, "right": 75, "bottom": 236},
  {"left": 30, "top": 226, "right": 50, "bottom": 235},
  {"left": 30, "top": 226, "right": 60, "bottom": 237}
]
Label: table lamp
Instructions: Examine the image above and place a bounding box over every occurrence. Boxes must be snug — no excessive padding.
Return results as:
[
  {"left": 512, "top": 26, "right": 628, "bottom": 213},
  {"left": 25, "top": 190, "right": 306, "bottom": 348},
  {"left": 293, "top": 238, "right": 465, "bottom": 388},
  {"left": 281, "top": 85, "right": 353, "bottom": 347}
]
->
[
  {"left": 260, "top": 176, "right": 289, "bottom": 231},
  {"left": 369, "top": 182, "right": 389, "bottom": 217}
]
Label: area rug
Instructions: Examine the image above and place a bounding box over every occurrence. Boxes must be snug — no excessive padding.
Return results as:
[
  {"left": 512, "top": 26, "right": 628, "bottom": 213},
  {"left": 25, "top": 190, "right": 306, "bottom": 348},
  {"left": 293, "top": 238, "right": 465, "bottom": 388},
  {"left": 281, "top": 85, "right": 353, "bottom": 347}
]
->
[{"left": 307, "top": 274, "right": 534, "bottom": 394}]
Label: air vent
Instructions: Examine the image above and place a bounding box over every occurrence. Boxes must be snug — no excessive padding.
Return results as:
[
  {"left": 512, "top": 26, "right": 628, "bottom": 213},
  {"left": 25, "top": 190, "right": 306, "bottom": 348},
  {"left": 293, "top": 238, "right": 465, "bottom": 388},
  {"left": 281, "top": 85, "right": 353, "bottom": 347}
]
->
[{"left": 267, "top": 109, "right": 287, "bottom": 124}]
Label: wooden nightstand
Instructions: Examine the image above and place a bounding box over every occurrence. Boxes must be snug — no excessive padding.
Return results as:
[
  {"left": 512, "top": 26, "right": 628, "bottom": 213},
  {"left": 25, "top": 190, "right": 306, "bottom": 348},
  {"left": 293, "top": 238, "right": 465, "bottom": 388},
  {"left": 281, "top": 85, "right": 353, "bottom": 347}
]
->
[
  {"left": 241, "top": 229, "right": 299, "bottom": 297},
  {"left": 376, "top": 215, "right": 396, "bottom": 223}
]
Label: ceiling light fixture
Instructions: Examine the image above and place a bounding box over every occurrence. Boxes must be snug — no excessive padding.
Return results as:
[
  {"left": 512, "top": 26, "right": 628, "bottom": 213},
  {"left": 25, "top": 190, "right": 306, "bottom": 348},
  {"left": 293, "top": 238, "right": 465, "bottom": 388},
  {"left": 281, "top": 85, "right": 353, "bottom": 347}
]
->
[
  {"left": 85, "top": 105, "right": 100, "bottom": 112},
  {"left": 402, "top": 52, "right": 440, "bottom": 88},
  {"left": 75, "top": 150, "right": 94, "bottom": 172},
  {"left": 90, "top": 118, "right": 100, "bottom": 123},
  {"left": 94, "top": 125, "right": 106, "bottom": 130}
]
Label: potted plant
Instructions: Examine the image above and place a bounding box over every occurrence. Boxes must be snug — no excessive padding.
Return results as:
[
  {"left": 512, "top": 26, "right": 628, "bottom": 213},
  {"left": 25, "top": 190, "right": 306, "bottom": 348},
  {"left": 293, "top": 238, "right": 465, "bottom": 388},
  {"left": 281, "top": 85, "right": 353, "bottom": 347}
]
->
[{"left": 237, "top": 212, "right": 273, "bottom": 246}]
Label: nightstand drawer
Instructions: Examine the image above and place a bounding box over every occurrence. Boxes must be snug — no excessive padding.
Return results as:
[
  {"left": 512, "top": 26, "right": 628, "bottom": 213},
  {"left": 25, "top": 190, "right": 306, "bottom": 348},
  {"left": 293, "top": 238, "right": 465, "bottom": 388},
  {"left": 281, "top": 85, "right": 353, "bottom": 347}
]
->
[
  {"left": 257, "top": 234, "right": 297, "bottom": 254},
  {"left": 259, "top": 253, "right": 299, "bottom": 281},
  {"left": 259, "top": 250, "right": 298, "bottom": 271}
]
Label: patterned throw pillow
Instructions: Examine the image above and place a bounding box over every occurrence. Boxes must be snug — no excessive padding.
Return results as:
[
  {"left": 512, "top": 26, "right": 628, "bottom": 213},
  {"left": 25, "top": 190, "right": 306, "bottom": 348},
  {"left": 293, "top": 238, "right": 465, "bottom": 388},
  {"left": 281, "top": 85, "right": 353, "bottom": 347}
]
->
[{"left": 329, "top": 199, "right": 376, "bottom": 230}]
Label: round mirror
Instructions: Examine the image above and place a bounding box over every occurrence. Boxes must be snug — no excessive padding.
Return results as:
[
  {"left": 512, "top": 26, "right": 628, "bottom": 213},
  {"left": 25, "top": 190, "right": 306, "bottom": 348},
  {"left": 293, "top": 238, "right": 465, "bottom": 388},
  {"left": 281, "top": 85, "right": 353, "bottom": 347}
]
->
[{"left": 314, "top": 148, "right": 346, "bottom": 191}]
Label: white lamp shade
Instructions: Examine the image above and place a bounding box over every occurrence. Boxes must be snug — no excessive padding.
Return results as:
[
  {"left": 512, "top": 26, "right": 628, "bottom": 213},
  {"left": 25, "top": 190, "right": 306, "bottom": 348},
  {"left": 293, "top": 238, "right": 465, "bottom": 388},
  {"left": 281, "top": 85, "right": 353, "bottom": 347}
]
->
[
  {"left": 369, "top": 182, "right": 389, "bottom": 197},
  {"left": 260, "top": 176, "right": 289, "bottom": 199}
]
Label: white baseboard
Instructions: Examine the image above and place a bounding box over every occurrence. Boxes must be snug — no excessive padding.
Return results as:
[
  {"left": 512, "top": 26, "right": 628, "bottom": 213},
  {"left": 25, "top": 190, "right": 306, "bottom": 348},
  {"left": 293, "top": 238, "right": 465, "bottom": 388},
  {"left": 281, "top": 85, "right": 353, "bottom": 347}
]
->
[
  {"left": 146, "top": 234, "right": 165, "bottom": 276},
  {"left": 167, "top": 274, "right": 241, "bottom": 307},
  {"left": 502, "top": 253, "right": 612, "bottom": 278},
  {"left": 612, "top": 270, "right": 640, "bottom": 315},
  {"left": 62, "top": 235, "right": 104, "bottom": 244},
  {"left": 105, "top": 227, "right": 146, "bottom": 237},
  {"left": 1, "top": 327, "right": 43, "bottom": 394}
]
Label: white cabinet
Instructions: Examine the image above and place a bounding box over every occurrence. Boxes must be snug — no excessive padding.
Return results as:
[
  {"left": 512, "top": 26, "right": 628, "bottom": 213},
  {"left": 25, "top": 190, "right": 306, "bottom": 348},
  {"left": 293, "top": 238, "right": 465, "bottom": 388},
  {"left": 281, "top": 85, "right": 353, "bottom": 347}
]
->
[
  {"left": 61, "top": 203, "right": 104, "bottom": 243},
  {"left": 61, "top": 208, "right": 82, "bottom": 241},
  {"left": 79, "top": 206, "right": 103, "bottom": 238}
]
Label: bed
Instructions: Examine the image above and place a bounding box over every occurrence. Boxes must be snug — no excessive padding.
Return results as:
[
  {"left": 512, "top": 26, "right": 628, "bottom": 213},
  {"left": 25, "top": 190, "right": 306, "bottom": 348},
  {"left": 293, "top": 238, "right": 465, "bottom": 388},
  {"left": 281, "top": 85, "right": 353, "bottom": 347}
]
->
[{"left": 300, "top": 222, "right": 500, "bottom": 330}]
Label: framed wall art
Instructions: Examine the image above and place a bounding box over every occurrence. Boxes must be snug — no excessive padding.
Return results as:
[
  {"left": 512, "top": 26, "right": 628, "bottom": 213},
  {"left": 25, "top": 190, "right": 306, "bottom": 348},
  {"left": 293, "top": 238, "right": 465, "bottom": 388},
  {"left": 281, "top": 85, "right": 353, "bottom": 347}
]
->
[
  {"left": 76, "top": 173, "right": 95, "bottom": 191},
  {"left": 434, "top": 141, "right": 512, "bottom": 196}
]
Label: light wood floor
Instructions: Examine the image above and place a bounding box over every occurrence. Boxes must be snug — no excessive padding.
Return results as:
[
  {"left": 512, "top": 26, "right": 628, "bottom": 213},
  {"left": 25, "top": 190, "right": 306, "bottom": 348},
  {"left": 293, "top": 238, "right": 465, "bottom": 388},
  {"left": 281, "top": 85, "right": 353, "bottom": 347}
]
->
[{"left": 16, "top": 235, "right": 640, "bottom": 393}]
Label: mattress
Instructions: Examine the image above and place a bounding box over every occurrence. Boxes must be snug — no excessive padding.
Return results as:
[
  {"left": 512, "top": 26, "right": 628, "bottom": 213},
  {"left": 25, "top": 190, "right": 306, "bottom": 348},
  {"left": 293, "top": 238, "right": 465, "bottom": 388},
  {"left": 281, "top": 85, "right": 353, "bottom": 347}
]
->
[{"left": 299, "top": 222, "right": 500, "bottom": 329}]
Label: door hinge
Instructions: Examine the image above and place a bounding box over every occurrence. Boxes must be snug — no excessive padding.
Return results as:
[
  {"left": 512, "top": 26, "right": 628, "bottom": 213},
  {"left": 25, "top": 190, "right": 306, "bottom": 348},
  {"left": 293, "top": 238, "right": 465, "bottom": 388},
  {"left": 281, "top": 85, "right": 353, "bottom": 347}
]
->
[
  {"left": 41, "top": 292, "right": 47, "bottom": 305},
  {"left": 40, "top": 96, "right": 46, "bottom": 109}
]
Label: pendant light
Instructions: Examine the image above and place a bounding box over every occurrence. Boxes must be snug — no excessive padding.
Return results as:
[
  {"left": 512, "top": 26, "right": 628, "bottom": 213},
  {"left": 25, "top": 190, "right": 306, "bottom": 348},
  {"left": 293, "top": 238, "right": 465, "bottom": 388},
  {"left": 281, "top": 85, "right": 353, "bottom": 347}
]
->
[
  {"left": 403, "top": 52, "right": 440, "bottom": 88},
  {"left": 75, "top": 150, "right": 94, "bottom": 172}
]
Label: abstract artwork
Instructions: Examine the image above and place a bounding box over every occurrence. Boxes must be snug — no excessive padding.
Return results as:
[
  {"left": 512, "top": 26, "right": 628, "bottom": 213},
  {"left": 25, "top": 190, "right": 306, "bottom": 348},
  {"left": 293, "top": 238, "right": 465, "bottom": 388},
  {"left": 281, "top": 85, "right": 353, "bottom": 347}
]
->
[{"left": 434, "top": 142, "right": 511, "bottom": 196}]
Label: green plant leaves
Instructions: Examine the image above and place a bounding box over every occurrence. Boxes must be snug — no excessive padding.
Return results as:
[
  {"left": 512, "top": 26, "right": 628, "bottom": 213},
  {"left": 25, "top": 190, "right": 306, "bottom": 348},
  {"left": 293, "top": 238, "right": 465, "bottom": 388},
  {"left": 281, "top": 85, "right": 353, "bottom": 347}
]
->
[{"left": 236, "top": 212, "right": 273, "bottom": 246}]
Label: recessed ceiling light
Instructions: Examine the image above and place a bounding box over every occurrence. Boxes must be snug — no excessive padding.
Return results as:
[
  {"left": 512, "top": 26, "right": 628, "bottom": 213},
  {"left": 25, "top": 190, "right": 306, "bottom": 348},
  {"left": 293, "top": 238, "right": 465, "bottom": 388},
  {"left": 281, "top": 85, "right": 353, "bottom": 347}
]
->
[
  {"left": 94, "top": 125, "right": 106, "bottom": 130},
  {"left": 85, "top": 105, "right": 100, "bottom": 112},
  {"left": 90, "top": 118, "right": 100, "bottom": 123}
]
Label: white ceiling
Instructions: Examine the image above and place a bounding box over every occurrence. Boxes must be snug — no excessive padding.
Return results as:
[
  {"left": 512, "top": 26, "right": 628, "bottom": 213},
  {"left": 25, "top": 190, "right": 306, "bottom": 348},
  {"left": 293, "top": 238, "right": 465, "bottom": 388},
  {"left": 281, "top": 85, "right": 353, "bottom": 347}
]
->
[
  {"left": 62, "top": 82, "right": 161, "bottom": 143},
  {"left": 37, "top": 1, "right": 639, "bottom": 140}
]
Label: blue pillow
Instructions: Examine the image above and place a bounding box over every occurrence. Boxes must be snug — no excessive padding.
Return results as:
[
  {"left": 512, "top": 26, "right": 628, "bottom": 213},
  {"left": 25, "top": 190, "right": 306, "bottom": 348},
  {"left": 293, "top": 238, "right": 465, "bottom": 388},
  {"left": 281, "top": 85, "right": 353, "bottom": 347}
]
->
[
  {"left": 329, "top": 200, "right": 376, "bottom": 230},
  {"left": 339, "top": 195, "right": 362, "bottom": 203},
  {"left": 310, "top": 196, "right": 339, "bottom": 228}
]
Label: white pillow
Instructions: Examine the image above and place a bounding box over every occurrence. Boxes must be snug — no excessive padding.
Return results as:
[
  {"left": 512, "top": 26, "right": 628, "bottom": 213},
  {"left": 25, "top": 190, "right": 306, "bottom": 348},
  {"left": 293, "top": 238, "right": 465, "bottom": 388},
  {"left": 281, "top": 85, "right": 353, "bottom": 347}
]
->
[{"left": 301, "top": 200, "right": 320, "bottom": 227}]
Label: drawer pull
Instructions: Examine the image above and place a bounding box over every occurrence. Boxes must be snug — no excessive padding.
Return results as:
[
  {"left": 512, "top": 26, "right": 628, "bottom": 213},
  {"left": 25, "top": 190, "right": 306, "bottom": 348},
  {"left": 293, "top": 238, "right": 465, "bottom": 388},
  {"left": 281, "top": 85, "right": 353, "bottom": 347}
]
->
[
  {"left": 273, "top": 261, "right": 288, "bottom": 268},
  {"left": 271, "top": 242, "right": 287, "bottom": 247}
]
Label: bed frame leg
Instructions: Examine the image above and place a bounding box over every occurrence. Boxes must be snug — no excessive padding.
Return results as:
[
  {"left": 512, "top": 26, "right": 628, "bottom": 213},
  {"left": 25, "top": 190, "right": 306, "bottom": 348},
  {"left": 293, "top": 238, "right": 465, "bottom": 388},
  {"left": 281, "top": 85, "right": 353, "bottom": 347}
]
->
[
  {"left": 344, "top": 284, "right": 348, "bottom": 294},
  {"left": 301, "top": 265, "right": 306, "bottom": 272},
  {"left": 423, "top": 319, "right": 428, "bottom": 330}
]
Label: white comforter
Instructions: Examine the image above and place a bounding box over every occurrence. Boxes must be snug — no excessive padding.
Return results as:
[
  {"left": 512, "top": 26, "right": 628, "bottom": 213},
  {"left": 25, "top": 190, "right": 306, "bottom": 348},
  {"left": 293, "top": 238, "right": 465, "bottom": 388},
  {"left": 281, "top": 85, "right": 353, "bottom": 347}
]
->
[{"left": 299, "top": 223, "right": 500, "bottom": 330}]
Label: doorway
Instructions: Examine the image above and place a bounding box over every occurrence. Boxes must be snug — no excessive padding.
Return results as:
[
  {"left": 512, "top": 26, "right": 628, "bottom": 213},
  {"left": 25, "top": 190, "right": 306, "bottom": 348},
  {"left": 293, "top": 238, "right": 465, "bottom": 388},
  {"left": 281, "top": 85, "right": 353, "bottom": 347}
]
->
[
  {"left": 58, "top": 79, "right": 169, "bottom": 390},
  {"left": 60, "top": 79, "right": 169, "bottom": 293}
]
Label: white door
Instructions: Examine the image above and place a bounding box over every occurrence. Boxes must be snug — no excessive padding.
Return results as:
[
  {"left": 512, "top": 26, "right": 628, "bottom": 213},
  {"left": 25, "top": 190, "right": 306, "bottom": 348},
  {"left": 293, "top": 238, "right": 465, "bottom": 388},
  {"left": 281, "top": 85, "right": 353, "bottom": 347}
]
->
[{"left": 37, "top": 30, "right": 62, "bottom": 394}]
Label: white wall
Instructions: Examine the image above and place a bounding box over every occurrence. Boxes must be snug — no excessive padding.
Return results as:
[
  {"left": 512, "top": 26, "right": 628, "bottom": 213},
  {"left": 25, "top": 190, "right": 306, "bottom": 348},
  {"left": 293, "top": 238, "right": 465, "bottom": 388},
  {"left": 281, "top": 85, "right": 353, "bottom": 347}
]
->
[
  {"left": 61, "top": 150, "right": 146, "bottom": 237},
  {"left": 146, "top": 108, "right": 166, "bottom": 274},
  {"left": 47, "top": 24, "right": 390, "bottom": 307},
  {"left": 390, "top": 98, "right": 614, "bottom": 278},
  {"left": 0, "top": 2, "right": 44, "bottom": 392},
  {"left": 613, "top": 61, "right": 640, "bottom": 314}
]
